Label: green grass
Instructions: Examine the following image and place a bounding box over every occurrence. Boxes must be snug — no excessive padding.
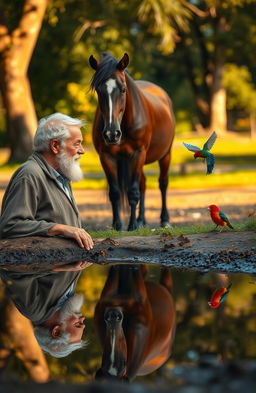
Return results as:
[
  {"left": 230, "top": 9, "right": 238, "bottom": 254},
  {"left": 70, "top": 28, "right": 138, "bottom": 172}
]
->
[
  {"left": 74, "top": 133, "right": 256, "bottom": 190},
  {"left": 87, "top": 218, "right": 256, "bottom": 239},
  {"left": 1, "top": 133, "right": 256, "bottom": 190},
  {"left": 71, "top": 169, "right": 256, "bottom": 190}
]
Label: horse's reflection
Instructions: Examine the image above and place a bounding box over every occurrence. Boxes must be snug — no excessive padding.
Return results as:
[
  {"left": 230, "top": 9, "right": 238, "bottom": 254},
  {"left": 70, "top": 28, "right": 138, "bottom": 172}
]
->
[{"left": 94, "top": 264, "right": 176, "bottom": 382}]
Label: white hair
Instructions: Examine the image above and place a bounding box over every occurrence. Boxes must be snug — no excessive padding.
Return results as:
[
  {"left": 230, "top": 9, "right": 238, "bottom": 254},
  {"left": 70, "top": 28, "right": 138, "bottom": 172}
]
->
[
  {"left": 34, "top": 326, "right": 87, "bottom": 358},
  {"left": 34, "top": 294, "right": 87, "bottom": 358},
  {"left": 33, "top": 112, "right": 85, "bottom": 152}
]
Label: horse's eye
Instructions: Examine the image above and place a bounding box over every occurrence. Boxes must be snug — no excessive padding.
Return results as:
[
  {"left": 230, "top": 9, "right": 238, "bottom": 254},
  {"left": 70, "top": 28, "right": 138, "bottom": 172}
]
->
[{"left": 121, "top": 87, "right": 126, "bottom": 94}]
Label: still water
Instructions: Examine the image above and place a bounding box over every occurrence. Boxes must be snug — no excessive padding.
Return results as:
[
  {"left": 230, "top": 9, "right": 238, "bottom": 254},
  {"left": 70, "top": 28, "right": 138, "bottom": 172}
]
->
[{"left": 1, "top": 263, "right": 256, "bottom": 386}]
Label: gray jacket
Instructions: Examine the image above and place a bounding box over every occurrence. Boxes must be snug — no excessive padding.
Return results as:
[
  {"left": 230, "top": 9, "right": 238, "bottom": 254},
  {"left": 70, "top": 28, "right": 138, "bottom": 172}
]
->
[{"left": 0, "top": 152, "right": 81, "bottom": 238}]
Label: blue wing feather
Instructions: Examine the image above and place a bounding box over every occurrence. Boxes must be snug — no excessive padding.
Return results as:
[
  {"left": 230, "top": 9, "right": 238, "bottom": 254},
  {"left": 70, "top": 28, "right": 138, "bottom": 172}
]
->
[
  {"left": 219, "top": 291, "right": 229, "bottom": 303},
  {"left": 183, "top": 142, "right": 201, "bottom": 153},
  {"left": 219, "top": 210, "right": 229, "bottom": 223},
  {"left": 203, "top": 131, "right": 217, "bottom": 151}
]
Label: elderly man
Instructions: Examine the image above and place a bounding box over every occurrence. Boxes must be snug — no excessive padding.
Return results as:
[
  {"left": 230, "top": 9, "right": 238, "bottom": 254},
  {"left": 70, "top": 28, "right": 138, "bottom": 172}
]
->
[{"left": 0, "top": 113, "right": 94, "bottom": 357}]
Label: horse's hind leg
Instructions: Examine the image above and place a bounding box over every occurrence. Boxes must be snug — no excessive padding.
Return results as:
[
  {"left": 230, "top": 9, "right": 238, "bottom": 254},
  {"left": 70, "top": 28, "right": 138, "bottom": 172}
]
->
[
  {"left": 158, "top": 152, "right": 171, "bottom": 227},
  {"left": 137, "top": 172, "right": 146, "bottom": 228}
]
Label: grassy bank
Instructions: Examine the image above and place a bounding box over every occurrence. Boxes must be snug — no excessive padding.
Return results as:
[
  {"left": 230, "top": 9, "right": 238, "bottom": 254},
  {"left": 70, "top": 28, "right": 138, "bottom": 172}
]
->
[{"left": 87, "top": 218, "right": 256, "bottom": 239}]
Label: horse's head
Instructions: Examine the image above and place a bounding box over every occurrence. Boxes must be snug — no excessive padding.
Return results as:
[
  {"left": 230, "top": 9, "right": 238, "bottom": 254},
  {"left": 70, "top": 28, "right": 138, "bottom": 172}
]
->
[
  {"left": 95, "top": 306, "right": 128, "bottom": 381},
  {"left": 89, "top": 53, "right": 129, "bottom": 145}
]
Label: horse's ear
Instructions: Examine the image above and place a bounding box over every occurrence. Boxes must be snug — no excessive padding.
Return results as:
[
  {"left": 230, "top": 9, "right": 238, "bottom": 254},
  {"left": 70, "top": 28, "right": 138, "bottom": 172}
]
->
[
  {"left": 89, "top": 55, "right": 98, "bottom": 70},
  {"left": 117, "top": 53, "right": 129, "bottom": 71}
]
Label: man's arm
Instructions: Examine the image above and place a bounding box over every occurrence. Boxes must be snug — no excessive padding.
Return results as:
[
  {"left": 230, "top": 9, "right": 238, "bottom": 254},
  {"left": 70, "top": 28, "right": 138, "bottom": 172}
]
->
[{"left": 48, "top": 224, "right": 93, "bottom": 250}]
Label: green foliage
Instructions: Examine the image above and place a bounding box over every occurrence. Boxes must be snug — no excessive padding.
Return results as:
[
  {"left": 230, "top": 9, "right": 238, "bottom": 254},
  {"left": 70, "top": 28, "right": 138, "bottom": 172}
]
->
[
  {"left": 223, "top": 64, "right": 256, "bottom": 112},
  {"left": 138, "top": 0, "right": 191, "bottom": 54}
]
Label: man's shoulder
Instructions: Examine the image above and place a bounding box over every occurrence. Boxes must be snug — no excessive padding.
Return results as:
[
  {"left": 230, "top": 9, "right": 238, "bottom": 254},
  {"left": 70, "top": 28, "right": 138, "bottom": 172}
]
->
[{"left": 11, "top": 154, "right": 49, "bottom": 183}]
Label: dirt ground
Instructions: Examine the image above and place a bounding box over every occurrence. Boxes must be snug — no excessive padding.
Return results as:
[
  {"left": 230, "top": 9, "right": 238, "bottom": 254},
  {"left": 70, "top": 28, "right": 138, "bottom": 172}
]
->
[
  {"left": 72, "top": 185, "right": 256, "bottom": 230},
  {"left": 0, "top": 178, "right": 255, "bottom": 231}
]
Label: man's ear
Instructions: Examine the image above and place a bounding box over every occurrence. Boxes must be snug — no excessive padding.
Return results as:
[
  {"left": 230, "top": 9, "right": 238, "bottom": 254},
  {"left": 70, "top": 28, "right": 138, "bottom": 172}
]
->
[
  {"left": 51, "top": 324, "right": 62, "bottom": 338},
  {"left": 50, "top": 139, "right": 61, "bottom": 154}
]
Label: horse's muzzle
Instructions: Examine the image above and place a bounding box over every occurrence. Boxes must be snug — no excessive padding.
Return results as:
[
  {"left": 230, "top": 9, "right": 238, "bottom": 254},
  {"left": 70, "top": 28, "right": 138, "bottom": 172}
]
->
[
  {"left": 103, "top": 129, "right": 122, "bottom": 145},
  {"left": 104, "top": 307, "right": 123, "bottom": 326}
]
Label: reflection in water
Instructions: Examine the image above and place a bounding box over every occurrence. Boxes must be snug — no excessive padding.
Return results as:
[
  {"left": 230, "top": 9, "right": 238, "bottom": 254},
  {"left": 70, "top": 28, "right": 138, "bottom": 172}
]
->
[
  {"left": 0, "top": 263, "right": 256, "bottom": 385},
  {"left": 208, "top": 282, "right": 232, "bottom": 308},
  {"left": 94, "top": 264, "right": 176, "bottom": 382},
  {"left": 0, "top": 270, "right": 86, "bottom": 359}
]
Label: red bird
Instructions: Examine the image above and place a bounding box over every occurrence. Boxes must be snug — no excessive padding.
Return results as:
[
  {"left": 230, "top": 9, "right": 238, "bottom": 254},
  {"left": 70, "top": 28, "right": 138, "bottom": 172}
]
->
[
  {"left": 208, "top": 204, "right": 234, "bottom": 231},
  {"left": 208, "top": 284, "right": 232, "bottom": 308}
]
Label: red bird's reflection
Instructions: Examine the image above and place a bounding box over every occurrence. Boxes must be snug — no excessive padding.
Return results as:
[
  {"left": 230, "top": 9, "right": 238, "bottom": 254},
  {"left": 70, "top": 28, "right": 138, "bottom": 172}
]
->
[{"left": 208, "top": 283, "right": 232, "bottom": 308}]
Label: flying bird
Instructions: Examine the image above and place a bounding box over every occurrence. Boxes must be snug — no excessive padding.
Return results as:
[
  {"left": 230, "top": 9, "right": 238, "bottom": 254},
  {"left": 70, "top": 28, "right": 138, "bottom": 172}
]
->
[
  {"left": 208, "top": 283, "right": 232, "bottom": 308},
  {"left": 183, "top": 131, "right": 217, "bottom": 174},
  {"left": 208, "top": 204, "right": 234, "bottom": 231}
]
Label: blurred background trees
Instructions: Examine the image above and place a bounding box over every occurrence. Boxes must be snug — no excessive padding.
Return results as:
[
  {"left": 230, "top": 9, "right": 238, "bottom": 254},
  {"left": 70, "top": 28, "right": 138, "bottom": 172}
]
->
[{"left": 0, "top": 0, "right": 256, "bottom": 161}]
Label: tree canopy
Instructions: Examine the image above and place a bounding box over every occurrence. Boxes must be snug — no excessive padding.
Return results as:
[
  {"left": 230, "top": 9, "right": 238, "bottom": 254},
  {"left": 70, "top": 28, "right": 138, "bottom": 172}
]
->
[{"left": 1, "top": 0, "right": 256, "bottom": 159}]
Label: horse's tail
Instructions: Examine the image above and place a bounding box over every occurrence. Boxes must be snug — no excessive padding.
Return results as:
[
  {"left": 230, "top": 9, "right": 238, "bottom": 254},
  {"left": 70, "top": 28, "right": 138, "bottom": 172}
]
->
[{"left": 117, "top": 157, "right": 130, "bottom": 211}]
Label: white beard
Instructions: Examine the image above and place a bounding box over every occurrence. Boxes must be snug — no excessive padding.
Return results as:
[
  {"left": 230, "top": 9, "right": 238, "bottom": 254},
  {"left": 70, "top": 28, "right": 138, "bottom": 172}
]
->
[
  {"left": 56, "top": 149, "right": 83, "bottom": 182},
  {"left": 59, "top": 293, "right": 84, "bottom": 326}
]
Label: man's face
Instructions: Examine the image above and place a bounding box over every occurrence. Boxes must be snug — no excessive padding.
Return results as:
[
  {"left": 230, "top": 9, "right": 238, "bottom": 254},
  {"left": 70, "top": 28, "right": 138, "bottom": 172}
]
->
[
  {"left": 65, "top": 315, "right": 86, "bottom": 344},
  {"left": 63, "top": 125, "right": 85, "bottom": 158},
  {"left": 58, "top": 293, "right": 85, "bottom": 344},
  {"left": 56, "top": 125, "right": 85, "bottom": 181}
]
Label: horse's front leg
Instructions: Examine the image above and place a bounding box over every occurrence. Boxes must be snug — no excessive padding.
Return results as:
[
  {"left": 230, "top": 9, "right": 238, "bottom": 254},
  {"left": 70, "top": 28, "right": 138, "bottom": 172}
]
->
[
  {"left": 100, "top": 155, "right": 122, "bottom": 231},
  {"left": 108, "top": 177, "right": 122, "bottom": 231},
  {"left": 127, "top": 171, "right": 140, "bottom": 231},
  {"left": 127, "top": 151, "right": 146, "bottom": 231}
]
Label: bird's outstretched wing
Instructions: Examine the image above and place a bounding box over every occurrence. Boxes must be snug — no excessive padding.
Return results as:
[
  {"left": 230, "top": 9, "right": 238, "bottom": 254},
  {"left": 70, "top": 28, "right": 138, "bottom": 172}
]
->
[
  {"left": 203, "top": 131, "right": 217, "bottom": 151},
  {"left": 183, "top": 142, "right": 201, "bottom": 153},
  {"left": 206, "top": 153, "right": 215, "bottom": 174}
]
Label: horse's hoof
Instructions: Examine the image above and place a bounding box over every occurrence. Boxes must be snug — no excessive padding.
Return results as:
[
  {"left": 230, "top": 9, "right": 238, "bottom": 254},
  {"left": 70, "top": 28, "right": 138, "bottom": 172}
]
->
[
  {"left": 113, "top": 223, "right": 122, "bottom": 231},
  {"left": 136, "top": 219, "right": 146, "bottom": 228},
  {"left": 127, "top": 223, "right": 138, "bottom": 231},
  {"left": 161, "top": 221, "right": 172, "bottom": 229}
]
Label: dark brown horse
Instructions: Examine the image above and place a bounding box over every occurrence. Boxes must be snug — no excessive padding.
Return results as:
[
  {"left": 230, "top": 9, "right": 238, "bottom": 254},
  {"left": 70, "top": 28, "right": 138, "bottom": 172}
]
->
[
  {"left": 89, "top": 52, "right": 175, "bottom": 231},
  {"left": 94, "top": 265, "right": 176, "bottom": 382}
]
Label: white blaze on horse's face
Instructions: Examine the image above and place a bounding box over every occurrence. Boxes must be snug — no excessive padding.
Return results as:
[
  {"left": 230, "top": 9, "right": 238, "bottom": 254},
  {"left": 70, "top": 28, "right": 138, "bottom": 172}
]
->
[
  {"left": 108, "top": 332, "right": 118, "bottom": 376},
  {"left": 106, "top": 78, "right": 117, "bottom": 124},
  {"left": 101, "top": 78, "right": 122, "bottom": 145}
]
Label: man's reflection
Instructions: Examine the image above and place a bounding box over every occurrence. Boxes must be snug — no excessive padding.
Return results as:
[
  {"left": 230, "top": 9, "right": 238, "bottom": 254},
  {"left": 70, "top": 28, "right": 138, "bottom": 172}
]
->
[
  {"left": 0, "top": 270, "right": 87, "bottom": 358},
  {"left": 94, "top": 264, "right": 176, "bottom": 382}
]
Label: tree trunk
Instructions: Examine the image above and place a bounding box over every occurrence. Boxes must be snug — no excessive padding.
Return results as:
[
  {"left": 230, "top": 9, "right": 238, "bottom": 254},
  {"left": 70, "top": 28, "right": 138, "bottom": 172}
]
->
[
  {"left": 0, "top": 61, "right": 37, "bottom": 161},
  {"left": 0, "top": 0, "right": 48, "bottom": 162},
  {"left": 210, "top": 16, "right": 227, "bottom": 134},
  {"left": 0, "top": 298, "right": 50, "bottom": 382},
  {"left": 210, "top": 63, "right": 227, "bottom": 134},
  {"left": 250, "top": 112, "right": 256, "bottom": 140}
]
